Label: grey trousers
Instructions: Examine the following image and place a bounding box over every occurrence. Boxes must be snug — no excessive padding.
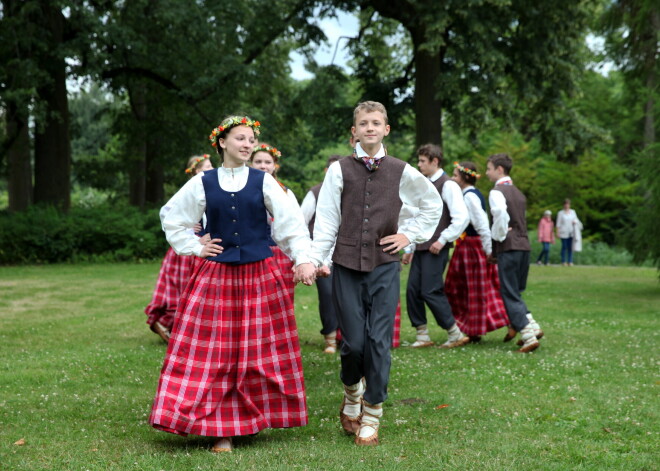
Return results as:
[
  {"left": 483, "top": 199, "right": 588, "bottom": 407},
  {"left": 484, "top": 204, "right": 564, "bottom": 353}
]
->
[
  {"left": 332, "top": 262, "right": 399, "bottom": 405},
  {"left": 406, "top": 248, "right": 456, "bottom": 330},
  {"left": 317, "top": 270, "right": 338, "bottom": 335},
  {"left": 497, "top": 251, "right": 531, "bottom": 331}
]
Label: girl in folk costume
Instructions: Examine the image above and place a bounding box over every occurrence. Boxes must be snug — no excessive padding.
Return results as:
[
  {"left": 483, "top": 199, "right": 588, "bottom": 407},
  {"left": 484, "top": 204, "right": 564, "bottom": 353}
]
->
[
  {"left": 250, "top": 143, "right": 296, "bottom": 302},
  {"left": 444, "top": 162, "right": 509, "bottom": 341},
  {"left": 149, "top": 116, "right": 316, "bottom": 453},
  {"left": 144, "top": 155, "right": 213, "bottom": 343}
]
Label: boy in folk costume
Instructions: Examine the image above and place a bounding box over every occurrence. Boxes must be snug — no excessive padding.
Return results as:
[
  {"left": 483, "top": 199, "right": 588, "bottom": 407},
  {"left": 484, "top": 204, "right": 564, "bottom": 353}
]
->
[
  {"left": 310, "top": 101, "right": 442, "bottom": 446},
  {"left": 485, "top": 153, "right": 543, "bottom": 353},
  {"left": 300, "top": 154, "right": 342, "bottom": 353},
  {"left": 150, "top": 116, "right": 315, "bottom": 453},
  {"left": 402, "top": 144, "right": 470, "bottom": 348}
]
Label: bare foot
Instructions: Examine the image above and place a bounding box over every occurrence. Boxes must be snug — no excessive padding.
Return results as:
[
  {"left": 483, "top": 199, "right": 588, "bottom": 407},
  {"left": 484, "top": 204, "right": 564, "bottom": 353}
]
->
[{"left": 211, "top": 437, "right": 233, "bottom": 453}]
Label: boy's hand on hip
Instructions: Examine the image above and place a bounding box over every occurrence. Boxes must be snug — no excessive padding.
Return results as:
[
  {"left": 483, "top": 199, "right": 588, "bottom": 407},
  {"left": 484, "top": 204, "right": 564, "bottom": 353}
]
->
[{"left": 380, "top": 234, "right": 410, "bottom": 254}]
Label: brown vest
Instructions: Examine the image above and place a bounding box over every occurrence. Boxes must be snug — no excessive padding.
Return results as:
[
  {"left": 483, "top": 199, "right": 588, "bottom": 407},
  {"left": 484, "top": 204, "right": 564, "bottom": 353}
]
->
[
  {"left": 307, "top": 182, "right": 322, "bottom": 238},
  {"left": 416, "top": 173, "right": 452, "bottom": 251},
  {"left": 492, "top": 183, "right": 531, "bottom": 253},
  {"left": 332, "top": 156, "right": 406, "bottom": 272}
]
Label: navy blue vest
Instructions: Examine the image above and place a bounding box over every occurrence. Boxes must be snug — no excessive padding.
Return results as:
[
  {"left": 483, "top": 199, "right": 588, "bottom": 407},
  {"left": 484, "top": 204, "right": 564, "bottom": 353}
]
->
[
  {"left": 464, "top": 188, "right": 486, "bottom": 237},
  {"left": 201, "top": 168, "right": 273, "bottom": 264}
]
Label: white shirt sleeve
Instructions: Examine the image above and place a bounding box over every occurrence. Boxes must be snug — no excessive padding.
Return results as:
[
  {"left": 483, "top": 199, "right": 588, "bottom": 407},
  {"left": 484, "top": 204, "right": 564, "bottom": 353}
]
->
[
  {"left": 263, "top": 174, "right": 311, "bottom": 265},
  {"left": 300, "top": 190, "right": 316, "bottom": 226},
  {"left": 397, "top": 164, "right": 443, "bottom": 244},
  {"left": 161, "top": 175, "right": 207, "bottom": 257},
  {"left": 488, "top": 189, "right": 509, "bottom": 242},
  {"left": 438, "top": 180, "right": 470, "bottom": 246},
  {"left": 465, "top": 191, "right": 492, "bottom": 254},
  {"left": 309, "top": 162, "right": 343, "bottom": 266}
]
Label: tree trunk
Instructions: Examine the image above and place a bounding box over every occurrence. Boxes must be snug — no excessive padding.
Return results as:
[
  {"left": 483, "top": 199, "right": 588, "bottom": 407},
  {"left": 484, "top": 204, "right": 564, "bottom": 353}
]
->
[
  {"left": 128, "top": 81, "right": 147, "bottom": 209},
  {"left": 33, "top": 2, "right": 71, "bottom": 211},
  {"left": 411, "top": 30, "right": 444, "bottom": 149},
  {"left": 642, "top": 7, "right": 658, "bottom": 148},
  {"left": 145, "top": 141, "right": 164, "bottom": 205},
  {"left": 6, "top": 104, "right": 33, "bottom": 212}
]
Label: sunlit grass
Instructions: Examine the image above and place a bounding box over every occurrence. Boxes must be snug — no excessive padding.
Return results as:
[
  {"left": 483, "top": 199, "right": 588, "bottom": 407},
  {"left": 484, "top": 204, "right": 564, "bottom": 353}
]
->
[{"left": 0, "top": 263, "right": 657, "bottom": 470}]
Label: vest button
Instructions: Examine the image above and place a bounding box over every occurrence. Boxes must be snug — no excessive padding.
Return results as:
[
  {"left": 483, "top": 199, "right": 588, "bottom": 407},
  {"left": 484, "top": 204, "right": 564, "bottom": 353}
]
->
[
  {"left": 363, "top": 230, "right": 368, "bottom": 233},
  {"left": 231, "top": 206, "right": 235, "bottom": 210},
  {"left": 362, "top": 243, "right": 368, "bottom": 247},
  {"left": 236, "top": 245, "right": 240, "bottom": 248},
  {"left": 232, "top": 219, "right": 237, "bottom": 223},
  {"left": 365, "top": 204, "right": 369, "bottom": 209},
  {"left": 364, "top": 218, "right": 369, "bottom": 222},
  {"left": 367, "top": 178, "right": 372, "bottom": 182},
  {"left": 234, "top": 232, "right": 238, "bottom": 236},
  {"left": 231, "top": 193, "right": 235, "bottom": 197}
]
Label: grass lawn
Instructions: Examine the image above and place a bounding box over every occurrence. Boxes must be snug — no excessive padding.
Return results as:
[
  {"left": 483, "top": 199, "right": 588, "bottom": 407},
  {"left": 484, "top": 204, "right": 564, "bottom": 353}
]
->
[{"left": 0, "top": 262, "right": 657, "bottom": 470}]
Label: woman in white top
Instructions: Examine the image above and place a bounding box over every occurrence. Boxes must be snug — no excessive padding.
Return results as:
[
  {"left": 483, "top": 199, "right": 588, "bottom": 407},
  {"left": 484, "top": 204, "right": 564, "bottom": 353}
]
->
[{"left": 556, "top": 198, "right": 582, "bottom": 266}]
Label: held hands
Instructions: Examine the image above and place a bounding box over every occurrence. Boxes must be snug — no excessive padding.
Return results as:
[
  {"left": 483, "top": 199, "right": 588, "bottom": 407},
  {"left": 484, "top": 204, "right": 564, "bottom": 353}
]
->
[
  {"left": 294, "top": 263, "right": 316, "bottom": 286},
  {"left": 380, "top": 234, "right": 410, "bottom": 255},
  {"left": 429, "top": 240, "right": 444, "bottom": 255},
  {"left": 486, "top": 253, "right": 497, "bottom": 265},
  {"left": 200, "top": 238, "right": 223, "bottom": 258},
  {"left": 316, "top": 265, "right": 331, "bottom": 278},
  {"left": 401, "top": 253, "right": 413, "bottom": 265}
]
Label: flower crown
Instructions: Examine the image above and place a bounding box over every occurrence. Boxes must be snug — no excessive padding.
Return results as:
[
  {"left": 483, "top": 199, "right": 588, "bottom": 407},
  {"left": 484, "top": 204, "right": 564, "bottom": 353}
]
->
[
  {"left": 252, "top": 143, "right": 282, "bottom": 160},
  {"left": 209, "top": 116, "right": 261, "bottom": 147},
  {"left": 185, "top": 154, "right": 210, "bottom": 175},
  {"left": 454, "top": 161, "right": 481, "bottom": 179}
]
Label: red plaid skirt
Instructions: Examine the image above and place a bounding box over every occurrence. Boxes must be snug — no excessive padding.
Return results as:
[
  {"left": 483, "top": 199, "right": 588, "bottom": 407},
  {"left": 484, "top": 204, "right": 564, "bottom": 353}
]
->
[
  {"left": 445, "top": 236, "right": 509, "bottom": 336},
  {"left": 336, "top": 299, "right": 401, "bottom": 348},
  {"left": 270, "top": 246, "right": 295, "bottom": 303},
  {"left": 145, "top": 247, "right": 196, "bottom": 329},
  {"left": 149, "top": 258, "right": 308, "bottom": 437}
]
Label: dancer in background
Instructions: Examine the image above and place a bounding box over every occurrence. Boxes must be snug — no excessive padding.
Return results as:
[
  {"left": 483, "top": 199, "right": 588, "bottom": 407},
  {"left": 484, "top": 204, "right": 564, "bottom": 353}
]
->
[
  {"left": 250, "top": 143, "right": 297, "bottom": 301},
  {"left": 445, "top": 161, "right": 508, "bottom": 342},
  {"left": 144, "top": 154, "right": 212, "bottom": 343}
]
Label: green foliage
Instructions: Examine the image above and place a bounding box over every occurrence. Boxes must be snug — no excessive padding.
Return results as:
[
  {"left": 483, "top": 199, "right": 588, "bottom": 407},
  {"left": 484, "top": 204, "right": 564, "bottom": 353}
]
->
[{"left": 0, "top": 204, "right": 167, "bottom": 264}]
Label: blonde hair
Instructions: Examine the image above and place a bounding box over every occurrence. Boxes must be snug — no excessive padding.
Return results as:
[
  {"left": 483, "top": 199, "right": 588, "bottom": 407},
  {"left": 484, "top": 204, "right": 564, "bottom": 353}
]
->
[
  {"left": 353, "top": 101, "right": 389, "bottom": 125},
  {"left": 185, "top": 154, "right": 211, "bottom": 176}
]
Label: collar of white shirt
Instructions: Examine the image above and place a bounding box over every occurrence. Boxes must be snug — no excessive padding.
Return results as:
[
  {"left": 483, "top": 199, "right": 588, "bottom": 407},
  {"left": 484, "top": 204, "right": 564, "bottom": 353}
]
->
[
  {"left": 355, "top": 142, "right": 386, "bottom": 159},
  {"left": 429, "top": 169, "right": 445, "bottom": 183},
  {"left": 495, "top": 176, "right": 512, "bottom": 185},
  {"left": 220, "top": 164, "right": 247, "bottom": 175},
  {"left": 462, "top": 184, "right": 475, "bottom": 194}
]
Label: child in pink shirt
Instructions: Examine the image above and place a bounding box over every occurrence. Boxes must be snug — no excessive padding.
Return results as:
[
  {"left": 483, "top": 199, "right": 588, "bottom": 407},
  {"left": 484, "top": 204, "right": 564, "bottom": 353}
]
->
[{"left": 535, "top": 210, "right": 555, "bottom": 265}]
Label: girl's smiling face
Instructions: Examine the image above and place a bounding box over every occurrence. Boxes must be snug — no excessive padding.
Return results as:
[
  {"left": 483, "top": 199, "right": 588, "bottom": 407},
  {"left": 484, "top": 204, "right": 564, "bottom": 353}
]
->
[{"left": 218, "top": 125, "right": 256, "bottom": 167}]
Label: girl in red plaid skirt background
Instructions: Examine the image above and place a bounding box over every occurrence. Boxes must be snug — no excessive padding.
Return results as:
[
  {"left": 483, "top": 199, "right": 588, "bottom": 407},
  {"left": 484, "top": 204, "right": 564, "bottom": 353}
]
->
[
  {"left": 444, "top": 161, "right": 509, "bottom": 341},
  {"left": 149, "top": 116, "right": 316, "bottom": 453},
  {"left": 250, "top": 143, "right": 297, "bottom": 303},
  {"left": 144, "top": 155, "right": 213, "bottom": 343}
]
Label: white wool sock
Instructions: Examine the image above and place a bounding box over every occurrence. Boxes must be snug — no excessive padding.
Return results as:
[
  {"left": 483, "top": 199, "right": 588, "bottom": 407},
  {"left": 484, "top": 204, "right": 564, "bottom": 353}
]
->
[
  {"left": 446, "top": 323, "right": 463, "bottom": 342},
  {"left": 416, "top": 325, "right": 431, "bottom": 342},
  {"left": 343, "top": 380, "right": 365, "bottom": 417},
  {"left": 358, "top": 402, "right": 383, "bottom": 438}
]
